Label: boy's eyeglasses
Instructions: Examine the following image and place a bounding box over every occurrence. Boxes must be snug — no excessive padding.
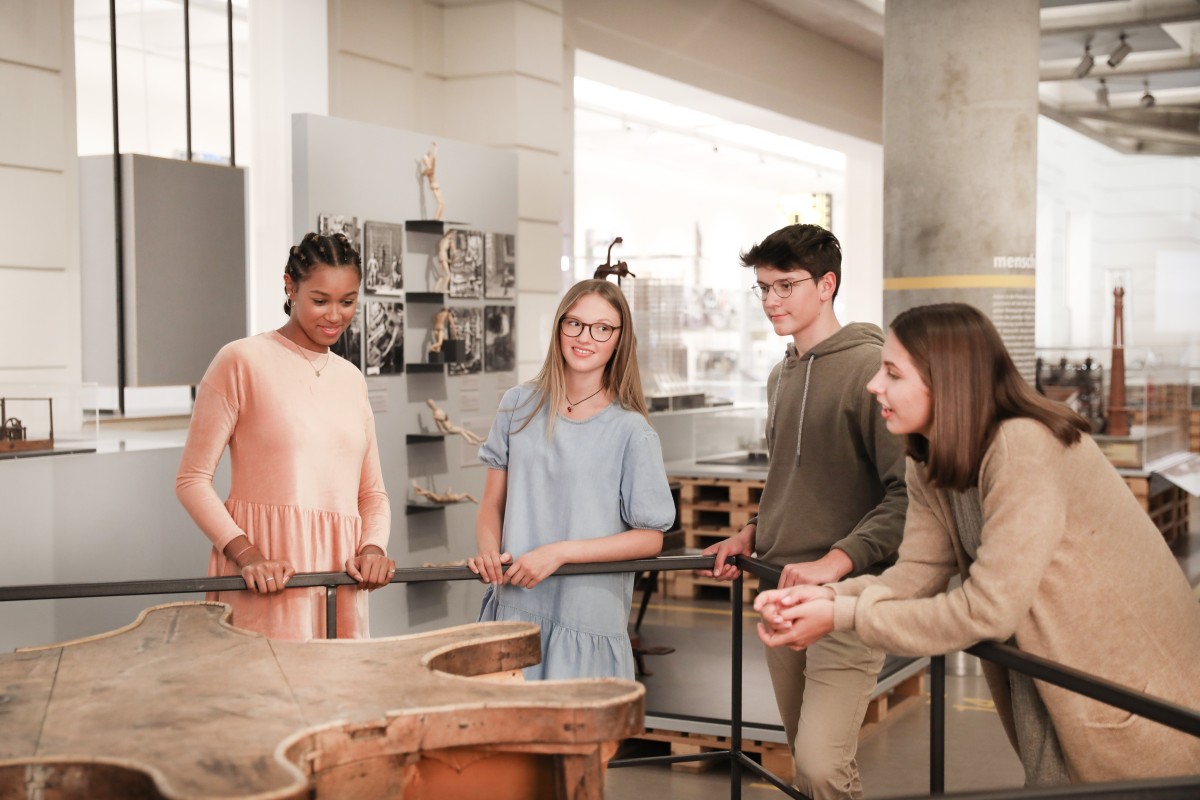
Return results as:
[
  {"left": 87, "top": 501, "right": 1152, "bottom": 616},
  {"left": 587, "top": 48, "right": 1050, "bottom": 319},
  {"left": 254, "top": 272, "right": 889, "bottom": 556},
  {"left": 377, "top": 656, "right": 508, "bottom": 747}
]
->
[{"left": 751, "top": 276, "right": 817, "bottom": 300}]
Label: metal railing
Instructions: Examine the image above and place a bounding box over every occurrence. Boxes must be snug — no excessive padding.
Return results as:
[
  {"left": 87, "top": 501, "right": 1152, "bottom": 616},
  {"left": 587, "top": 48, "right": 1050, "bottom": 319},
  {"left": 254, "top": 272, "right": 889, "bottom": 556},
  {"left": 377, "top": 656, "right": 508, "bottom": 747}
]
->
[{"left": 3, "top": 554, "right": 1199, "bottom": 799}]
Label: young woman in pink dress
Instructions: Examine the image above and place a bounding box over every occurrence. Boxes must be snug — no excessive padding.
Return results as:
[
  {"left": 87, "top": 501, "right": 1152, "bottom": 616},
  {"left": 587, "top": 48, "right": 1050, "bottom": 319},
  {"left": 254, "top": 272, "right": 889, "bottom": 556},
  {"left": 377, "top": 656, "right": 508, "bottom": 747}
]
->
[{"left": 177, "top": 232, "right": 394, "bottom": 640}]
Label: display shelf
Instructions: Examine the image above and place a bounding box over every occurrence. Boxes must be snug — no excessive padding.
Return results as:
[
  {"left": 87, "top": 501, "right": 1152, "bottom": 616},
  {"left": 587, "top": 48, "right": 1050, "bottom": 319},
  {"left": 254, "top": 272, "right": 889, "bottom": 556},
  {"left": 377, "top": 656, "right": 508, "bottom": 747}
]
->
[
  {"left": 406, "top": 503, "right": 445, "bottom": 516},
  {"left": 406, "top": 433, "right": 445, "bottom": 444},
  {"left": 406, "top": 363, "right": 444, "bottom": 373},
  {"left": 407, "top": 292, "right": 444, "bottom": 304},
  {"left": 406, "top": 220, "right": 468, "bottom": 235}
]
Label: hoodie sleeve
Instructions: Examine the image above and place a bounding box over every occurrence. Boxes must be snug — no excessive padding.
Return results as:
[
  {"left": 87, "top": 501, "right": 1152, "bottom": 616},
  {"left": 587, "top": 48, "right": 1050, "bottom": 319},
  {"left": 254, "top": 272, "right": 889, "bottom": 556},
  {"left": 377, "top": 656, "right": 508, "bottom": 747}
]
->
[{"left": 830, "top": 357, "right": 908, "bottom": 573}]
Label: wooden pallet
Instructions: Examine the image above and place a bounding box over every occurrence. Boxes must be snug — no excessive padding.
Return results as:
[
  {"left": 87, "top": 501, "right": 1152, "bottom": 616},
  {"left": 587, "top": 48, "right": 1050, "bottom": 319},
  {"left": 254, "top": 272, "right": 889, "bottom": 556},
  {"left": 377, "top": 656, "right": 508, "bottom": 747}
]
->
[
  {"left": 674, "top": 477, "right": 765, "bottom": 507},
  {"left": 631, "top": 669, "right": 926, "bottom": 783},
  {"left": 681, "top": 505, "right": 757, "bottom": 532},
  {"left": 660, "top": 570, "right": 758, "bottom": 603},
  {"left": 635, "top": 727, "right": 792, "bottom": 778},
  {"left": 1122, "top": 475, "right": 1189, "bottom": 545}
]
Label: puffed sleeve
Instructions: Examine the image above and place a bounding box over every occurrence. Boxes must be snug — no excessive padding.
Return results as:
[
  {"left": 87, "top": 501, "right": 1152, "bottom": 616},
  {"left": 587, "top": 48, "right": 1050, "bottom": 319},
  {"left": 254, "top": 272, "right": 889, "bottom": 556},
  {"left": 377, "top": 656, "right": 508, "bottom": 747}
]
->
[
  {"left": 478, "top": 385, "right": 525, "bottom": 470},
  {"left": 176, "top": 346, "right": 245, "bottom": 551},
  {"left": 619, "top": 428, "right": 676, "bottom": 532}
]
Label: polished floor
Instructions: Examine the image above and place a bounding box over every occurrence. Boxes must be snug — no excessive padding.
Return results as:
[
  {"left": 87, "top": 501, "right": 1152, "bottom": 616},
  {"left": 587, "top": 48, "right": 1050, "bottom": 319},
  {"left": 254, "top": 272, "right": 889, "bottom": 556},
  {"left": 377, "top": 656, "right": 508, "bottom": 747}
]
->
[{"left": 605, "top": 528, "right": 1200, "bottom": 799}]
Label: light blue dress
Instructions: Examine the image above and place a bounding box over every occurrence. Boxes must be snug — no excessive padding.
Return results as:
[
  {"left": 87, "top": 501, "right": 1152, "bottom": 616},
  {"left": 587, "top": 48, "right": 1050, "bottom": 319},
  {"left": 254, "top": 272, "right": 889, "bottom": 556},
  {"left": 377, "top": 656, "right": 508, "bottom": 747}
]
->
[{"left": 478, "top": 383, "right": 676, "bottom": 680}]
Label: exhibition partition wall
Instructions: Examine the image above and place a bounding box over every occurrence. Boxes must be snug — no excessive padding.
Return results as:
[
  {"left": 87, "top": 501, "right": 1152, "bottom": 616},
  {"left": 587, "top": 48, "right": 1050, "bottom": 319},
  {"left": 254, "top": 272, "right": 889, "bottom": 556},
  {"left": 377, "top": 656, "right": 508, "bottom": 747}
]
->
[{"left": 291, "top": 113, "right": 519, "bottom": 636}]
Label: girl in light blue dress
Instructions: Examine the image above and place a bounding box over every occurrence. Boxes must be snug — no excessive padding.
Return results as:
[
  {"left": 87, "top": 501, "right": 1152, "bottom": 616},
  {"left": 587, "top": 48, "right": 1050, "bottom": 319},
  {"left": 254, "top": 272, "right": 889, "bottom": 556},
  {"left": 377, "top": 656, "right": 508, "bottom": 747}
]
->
[{"left": 468, "top": 279, "right": 676, "bottom": 680}]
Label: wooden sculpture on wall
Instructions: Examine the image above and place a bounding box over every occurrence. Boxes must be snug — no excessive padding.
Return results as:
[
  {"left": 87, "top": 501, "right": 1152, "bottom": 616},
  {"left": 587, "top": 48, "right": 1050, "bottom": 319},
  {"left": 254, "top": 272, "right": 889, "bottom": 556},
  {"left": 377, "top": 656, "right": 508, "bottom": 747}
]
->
[
  {"left": 418, "top": 141, "right": 445, "bottom": 221},
  {"left": 411, "top": 479, "right": 479, "bottom": 506},
  {"left": 0, "top": 602, "right": 643, "bottom": 799},
  {"left": 426, "top": 398, "right": 485, "bottom": 445},
  {"left": 1106, "top": 286, "right": 1131, "bottom": 436}
]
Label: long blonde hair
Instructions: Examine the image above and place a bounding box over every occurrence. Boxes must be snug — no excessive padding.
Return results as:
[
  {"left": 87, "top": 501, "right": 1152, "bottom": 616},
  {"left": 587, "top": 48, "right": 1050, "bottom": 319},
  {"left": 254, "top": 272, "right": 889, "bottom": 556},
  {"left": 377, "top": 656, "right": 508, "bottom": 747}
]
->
[{"left": 515, "top": 279, "right": 650, "bottom": 435}]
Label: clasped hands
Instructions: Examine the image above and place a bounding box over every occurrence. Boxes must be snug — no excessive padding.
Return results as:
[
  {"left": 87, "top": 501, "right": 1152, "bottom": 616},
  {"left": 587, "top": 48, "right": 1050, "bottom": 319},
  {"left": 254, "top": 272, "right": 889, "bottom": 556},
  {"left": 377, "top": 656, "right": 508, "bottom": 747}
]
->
[
  {"left": 754, "top": 584, "right": 837, "bottom": 651},
  {"left": 467, "top": 543, "right": 565, "bottom": 589}
]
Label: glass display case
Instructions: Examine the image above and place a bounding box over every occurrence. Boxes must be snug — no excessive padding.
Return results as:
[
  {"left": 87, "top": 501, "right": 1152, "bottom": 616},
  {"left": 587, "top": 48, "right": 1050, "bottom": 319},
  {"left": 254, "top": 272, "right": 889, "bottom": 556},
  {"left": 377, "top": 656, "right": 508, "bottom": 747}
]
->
[
  {"left": 0, "top": 383, "right": 100, "bottom": 459},
  {"left": 692, "top": 406, "right": 768, "bottom": 467},
  {"left": 1036, "top": 348, "right": 1190, "bottom": 469}
]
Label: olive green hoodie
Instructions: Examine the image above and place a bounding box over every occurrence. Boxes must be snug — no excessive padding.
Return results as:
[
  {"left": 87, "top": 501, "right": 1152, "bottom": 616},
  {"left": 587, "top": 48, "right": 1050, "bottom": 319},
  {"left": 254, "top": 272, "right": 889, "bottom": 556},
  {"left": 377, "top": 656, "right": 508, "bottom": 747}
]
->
[{"left": 752, "top": 322, "right": 907, "bottom": 588}]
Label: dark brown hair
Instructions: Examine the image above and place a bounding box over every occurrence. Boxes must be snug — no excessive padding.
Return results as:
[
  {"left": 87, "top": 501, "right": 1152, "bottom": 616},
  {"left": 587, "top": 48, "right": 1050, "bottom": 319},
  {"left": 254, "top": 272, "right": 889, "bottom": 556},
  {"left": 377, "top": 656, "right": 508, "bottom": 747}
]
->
[
  {"left": 891, "top": 303, "right": 1089, "bottom": 490},
  {"left": 283, "top": 232, "right": 361, "bottom": 315},
  {"left": 739, "top": 224, "right": 842, "bottom": 300}
]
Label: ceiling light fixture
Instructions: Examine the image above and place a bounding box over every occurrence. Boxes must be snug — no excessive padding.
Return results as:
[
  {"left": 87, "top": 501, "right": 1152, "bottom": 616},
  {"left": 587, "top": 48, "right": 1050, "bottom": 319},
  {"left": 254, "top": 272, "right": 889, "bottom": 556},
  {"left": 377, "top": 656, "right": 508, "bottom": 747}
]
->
[
  {"left": 1073, "top": 44, "right": 1095, "bottom": 79},
  {"left": 1140, "top": 79, "right": 1156, "bottom": 108},
  {"left": 1096, "top": 78, "right": 1109, "bottom": 108},
  {"left": 1108, "top": 34, "right": 1132, "bottom": 68}
]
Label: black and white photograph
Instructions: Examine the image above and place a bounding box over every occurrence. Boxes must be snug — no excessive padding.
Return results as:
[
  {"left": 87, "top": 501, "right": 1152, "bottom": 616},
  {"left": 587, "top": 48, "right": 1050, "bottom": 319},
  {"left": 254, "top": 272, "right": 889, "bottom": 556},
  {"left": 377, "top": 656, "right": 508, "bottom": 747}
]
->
[
  {"left": 363, "top": 221, "right": 404, "bottom": 295},
  {"left": 484, "top": 233, "right": 516, "bottom": 299},
  {"left": 330, "top": 306, "right": 363, "bottom": 372},
  {"left": 365, "top": 301, "right": 404, "bottom": 376},
  {"left": 447, "top": 306, "right": 483, "bottom": 376},
  {"left": 484, "top": 305, "right": 515, "bottom": 373},
  {"left": 448, "top": 229, "right": 485, "bottom": 298},
  {"left": 316, "top": 212, "right": 362, "bottom": 257}
]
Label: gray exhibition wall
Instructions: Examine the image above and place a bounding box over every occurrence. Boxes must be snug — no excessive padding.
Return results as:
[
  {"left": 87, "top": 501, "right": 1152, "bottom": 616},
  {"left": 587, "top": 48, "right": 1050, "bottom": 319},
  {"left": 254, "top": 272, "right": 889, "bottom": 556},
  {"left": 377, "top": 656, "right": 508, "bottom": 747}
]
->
[
  {"left": 80, "top": 154, "right": 248, "bottom": 387},
  {"left": 292, "top": 113, "right": 520, "bottom": 637}
]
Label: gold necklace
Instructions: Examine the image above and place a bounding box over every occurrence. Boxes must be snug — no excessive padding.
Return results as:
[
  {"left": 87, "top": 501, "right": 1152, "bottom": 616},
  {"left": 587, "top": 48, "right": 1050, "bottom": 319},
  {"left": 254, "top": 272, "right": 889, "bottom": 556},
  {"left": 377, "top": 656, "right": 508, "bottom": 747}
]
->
[{"left": 280, "top": 331, "right": 331, "bottom": 377}]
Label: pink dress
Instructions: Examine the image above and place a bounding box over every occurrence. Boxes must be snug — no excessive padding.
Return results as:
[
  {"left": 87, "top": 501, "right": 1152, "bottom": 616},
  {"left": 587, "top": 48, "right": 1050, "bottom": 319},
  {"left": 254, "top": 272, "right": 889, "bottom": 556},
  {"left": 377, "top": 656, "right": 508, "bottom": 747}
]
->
[{"left": 176, "top": 331, "right": 391, "bottom": 640}]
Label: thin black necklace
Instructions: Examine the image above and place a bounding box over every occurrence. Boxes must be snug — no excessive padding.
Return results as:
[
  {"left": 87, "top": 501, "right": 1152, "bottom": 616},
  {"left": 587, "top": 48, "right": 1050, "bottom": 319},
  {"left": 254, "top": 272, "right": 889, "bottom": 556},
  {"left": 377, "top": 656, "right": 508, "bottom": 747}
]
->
[{"left": 565, "top": 386, "right": 604, "bottom": 413}]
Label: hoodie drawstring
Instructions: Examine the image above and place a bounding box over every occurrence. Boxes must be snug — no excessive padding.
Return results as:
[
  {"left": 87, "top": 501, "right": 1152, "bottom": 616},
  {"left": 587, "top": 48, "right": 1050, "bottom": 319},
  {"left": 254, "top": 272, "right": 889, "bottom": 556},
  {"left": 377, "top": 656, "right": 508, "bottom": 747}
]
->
[{"left": 767, "top": 351, "right": 815, "bottom": 467}]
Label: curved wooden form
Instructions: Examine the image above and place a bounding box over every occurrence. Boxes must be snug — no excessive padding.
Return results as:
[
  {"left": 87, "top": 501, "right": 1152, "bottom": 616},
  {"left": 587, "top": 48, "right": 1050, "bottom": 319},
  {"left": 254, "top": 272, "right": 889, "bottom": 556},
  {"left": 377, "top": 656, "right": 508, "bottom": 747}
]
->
[{"left": 0, "top": 602, "right": 644, "bottom": 799}]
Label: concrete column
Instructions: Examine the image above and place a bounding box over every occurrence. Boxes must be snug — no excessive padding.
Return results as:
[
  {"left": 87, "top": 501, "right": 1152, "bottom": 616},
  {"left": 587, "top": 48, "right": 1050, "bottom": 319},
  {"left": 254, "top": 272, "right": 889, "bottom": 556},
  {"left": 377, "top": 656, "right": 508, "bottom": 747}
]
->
[
  {"left": 441, "top": 0, "right": 566, "bottom": 381},
  {"left": 883, "top": 0, "right": 1040, "bottom": 378}
]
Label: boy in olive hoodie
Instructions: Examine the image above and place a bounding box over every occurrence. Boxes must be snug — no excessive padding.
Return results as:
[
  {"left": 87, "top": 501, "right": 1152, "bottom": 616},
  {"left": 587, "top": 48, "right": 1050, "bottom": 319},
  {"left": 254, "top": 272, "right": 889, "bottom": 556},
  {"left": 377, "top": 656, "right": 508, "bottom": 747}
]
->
[{"left": 701, "top": 224, "right": 907, "bottom": 800}]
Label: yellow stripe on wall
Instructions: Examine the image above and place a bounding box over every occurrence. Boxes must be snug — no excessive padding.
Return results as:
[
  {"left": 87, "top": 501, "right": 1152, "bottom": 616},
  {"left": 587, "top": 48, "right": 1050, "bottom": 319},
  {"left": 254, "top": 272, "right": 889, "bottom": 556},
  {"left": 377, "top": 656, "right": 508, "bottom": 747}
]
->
[{"left": 883, "top": 274, "right": 1036, "bottom": 290}]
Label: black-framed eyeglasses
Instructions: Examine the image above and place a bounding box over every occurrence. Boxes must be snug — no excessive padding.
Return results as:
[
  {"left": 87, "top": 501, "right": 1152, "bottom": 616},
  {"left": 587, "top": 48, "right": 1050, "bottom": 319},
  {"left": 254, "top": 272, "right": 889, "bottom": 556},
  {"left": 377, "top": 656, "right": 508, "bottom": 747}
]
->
[
  {"left": 751, "top": 276, "right": 817, "bottom": 300},
  {"left": 560, "top": 317, "right": 621, "bottom": 342}
]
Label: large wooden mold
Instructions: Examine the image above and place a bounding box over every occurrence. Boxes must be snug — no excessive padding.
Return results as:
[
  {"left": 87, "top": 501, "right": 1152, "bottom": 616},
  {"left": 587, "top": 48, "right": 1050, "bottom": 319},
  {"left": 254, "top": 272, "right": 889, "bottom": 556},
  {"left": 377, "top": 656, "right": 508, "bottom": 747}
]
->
[{"left": 0, "top": 602, "right": 643, "bottom": 799}]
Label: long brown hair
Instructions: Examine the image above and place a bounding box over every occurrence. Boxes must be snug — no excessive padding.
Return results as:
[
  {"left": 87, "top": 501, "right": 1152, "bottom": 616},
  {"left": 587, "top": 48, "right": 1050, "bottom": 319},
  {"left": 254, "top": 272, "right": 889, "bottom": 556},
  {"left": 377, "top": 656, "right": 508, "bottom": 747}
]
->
[
  {"left": 891, "top": 303, "right": 1089, "bottom": 490},
  {"left": 515, "top": 279, "right": 649, "bottom": 435}
]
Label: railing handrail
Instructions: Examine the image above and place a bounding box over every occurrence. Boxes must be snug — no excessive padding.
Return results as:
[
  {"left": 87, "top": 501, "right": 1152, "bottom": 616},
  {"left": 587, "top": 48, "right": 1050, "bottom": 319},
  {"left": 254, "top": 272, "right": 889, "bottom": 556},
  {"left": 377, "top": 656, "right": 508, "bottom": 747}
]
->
[
  {"left": 0, "top": 555, "right": 717, "bottom": 603},
  {"left": 3, "top": 552, "right": 1198, "bottom": 799}
]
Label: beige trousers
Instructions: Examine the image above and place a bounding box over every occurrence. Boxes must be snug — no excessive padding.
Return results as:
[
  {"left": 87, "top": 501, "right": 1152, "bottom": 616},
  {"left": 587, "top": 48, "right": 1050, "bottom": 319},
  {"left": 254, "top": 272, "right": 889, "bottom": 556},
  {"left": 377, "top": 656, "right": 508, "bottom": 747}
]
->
[{"left": 764, "top": 629, "right": 885, "bottom": 800}]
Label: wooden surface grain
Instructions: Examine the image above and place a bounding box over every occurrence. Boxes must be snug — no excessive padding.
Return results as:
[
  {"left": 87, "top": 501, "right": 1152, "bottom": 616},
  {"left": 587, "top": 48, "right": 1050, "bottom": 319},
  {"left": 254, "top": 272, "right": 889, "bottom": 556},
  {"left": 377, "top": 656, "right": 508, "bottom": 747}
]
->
[{"left": 0, "top": 601, "right": 644, "bottom": 799}]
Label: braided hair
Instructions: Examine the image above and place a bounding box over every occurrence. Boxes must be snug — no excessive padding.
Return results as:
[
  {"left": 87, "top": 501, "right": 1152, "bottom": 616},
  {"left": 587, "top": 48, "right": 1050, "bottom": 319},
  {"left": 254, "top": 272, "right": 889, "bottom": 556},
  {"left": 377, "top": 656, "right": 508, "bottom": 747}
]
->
[{"left": 283, "top": 232, "right": 362, "bottom": 315}]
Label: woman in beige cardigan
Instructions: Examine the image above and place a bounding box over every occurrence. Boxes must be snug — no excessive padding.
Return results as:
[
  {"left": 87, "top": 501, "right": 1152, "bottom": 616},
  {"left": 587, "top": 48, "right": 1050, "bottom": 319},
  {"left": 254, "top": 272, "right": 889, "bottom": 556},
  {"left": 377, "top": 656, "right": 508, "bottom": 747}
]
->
[{"left": 755, "top": 302, "right": 1200, "bottom": 785}]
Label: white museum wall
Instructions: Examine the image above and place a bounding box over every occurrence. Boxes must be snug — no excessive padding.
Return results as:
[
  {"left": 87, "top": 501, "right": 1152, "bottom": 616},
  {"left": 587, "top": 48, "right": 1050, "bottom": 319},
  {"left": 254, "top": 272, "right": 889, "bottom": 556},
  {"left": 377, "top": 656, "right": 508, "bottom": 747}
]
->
[
  {"left": 0, "top": 0, "right": 81, "bottom": 390},
  {"left": 563, "top": 0, "right": 883, "bottom": 145},
  {"left": 1036, "top": 115, "right": 1200, "bottom": 362}
]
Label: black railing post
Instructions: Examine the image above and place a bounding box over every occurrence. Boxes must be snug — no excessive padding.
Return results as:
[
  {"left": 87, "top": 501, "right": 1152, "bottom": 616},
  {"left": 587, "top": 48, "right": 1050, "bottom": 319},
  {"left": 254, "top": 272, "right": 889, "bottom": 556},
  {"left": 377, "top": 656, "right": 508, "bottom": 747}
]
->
[
  {"left": 731, "top": 570, "right": 743, "bottom": 800},
  {"left": 325, "top": 585, "right": 337, "bottom": 639},
  {"left": 930, "top": 654, "right": 945, "bottom": 795}
]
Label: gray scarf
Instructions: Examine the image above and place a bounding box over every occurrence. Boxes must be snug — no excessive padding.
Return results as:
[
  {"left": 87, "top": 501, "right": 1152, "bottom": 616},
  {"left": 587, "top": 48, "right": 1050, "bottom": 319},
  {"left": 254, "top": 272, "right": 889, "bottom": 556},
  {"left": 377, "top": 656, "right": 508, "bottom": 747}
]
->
[{"left": 948, "top": 487, "right": 1070, "bottom": 787}]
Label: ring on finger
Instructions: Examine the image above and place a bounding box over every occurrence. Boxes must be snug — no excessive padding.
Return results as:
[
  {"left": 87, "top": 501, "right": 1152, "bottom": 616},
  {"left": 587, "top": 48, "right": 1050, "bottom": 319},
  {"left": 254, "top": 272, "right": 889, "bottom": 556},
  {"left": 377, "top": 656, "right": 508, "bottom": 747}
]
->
[{"left": 265, "top": 577, "right": 276, "bottom": 582}]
